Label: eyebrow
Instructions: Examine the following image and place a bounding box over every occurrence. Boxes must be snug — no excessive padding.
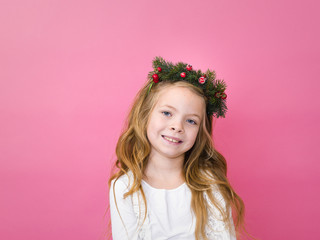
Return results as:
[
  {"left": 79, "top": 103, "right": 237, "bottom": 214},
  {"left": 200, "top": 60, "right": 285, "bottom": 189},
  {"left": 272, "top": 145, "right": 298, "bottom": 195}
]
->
[{"left": 160, "top": 104, "right": 201, "bottom": 119}]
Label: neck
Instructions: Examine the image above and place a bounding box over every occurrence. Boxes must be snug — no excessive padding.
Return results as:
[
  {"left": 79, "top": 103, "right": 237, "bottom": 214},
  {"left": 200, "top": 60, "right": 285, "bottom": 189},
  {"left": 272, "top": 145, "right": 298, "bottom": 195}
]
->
[{"left": 143, "top": 152, "right": 185, "bottom": 183}]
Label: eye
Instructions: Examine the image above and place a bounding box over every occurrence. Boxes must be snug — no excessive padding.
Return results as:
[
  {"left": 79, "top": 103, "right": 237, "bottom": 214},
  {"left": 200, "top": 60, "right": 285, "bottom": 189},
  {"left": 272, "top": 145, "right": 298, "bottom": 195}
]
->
[
  {"left": 187, "top": 119, "right": 197, "bottom": 125},
  {"left": 162, "top": 111, "right": 171, "bottom": 117}
]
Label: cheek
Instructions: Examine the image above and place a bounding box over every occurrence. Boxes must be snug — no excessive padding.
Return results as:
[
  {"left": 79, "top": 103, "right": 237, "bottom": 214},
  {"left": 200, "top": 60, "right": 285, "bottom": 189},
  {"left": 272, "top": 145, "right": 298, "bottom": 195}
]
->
[
  {"left": 147, "top": 121, "right": 155, "bottom": 136},
  {"left": 188, "top": 127, "right": 200, "bottom": 143},
  {"left": 147, "top": 118, "right": 161, "bottom": 138},
  {"left": 149, "top": 115, "right": 165, "bottom": 131}
]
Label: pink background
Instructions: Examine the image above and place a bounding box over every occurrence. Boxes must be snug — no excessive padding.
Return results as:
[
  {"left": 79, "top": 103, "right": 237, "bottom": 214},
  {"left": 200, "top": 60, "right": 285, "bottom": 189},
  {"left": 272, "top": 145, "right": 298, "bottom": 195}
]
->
[{"left": 1, "top": 0, "right": 319, "bottom": 239}]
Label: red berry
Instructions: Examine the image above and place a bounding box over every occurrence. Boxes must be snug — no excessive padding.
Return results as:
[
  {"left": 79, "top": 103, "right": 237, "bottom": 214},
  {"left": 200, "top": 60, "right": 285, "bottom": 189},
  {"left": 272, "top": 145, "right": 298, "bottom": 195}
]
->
[
  {"left": 152, "top": 74, "right": 159, "bottom": 83},
  {"left": 157, "top": 67, "right": 162, "bottom": 72},
  {"left": 215, "top": 92, "right": 221, "bottom": 98},
  {"left": 198, "top": 76, "right": 206, "bottom": 84},
  {"left": 186, "top": 65, "right": 192, "bottom": 71},
  {"left": 221, "top": 92, "right": 227, "bottom": 99},
  {"left": 180, "top": 72, "right": 186, "bottom": 78}
]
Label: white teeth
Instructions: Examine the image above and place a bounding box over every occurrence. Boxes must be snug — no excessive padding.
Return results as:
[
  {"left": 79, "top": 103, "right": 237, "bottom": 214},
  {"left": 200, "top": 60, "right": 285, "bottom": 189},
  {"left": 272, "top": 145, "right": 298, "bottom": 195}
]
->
[{"left": 164, "top": 136, "right": 179, "bottom": 143}]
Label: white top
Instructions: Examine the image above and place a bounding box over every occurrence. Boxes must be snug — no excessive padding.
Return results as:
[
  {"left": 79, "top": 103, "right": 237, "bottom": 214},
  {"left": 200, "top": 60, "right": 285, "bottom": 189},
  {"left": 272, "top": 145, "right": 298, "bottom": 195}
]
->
[{"left": 110, "top": 173, "right": 236, "bottom": 240}]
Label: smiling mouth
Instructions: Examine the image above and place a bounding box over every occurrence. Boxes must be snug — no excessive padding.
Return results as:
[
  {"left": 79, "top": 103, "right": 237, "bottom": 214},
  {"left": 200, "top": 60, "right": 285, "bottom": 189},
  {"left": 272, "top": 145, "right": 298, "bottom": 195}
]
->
[{"left": 161, "top": 135, "right": 183, "bottom": 143}]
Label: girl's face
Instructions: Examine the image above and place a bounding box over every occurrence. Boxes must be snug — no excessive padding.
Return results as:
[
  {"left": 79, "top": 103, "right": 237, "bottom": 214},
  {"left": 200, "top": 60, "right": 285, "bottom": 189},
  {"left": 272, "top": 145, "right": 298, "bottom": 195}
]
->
[{"left": 146, "top": 85, "right": 205, "bottom": 162}]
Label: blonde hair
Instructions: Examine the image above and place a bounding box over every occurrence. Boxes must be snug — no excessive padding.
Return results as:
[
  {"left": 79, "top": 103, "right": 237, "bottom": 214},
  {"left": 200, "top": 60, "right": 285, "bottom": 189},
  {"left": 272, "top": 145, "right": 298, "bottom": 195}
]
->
[{"left": 108, "top": 80, "right": 255, "bottom": 240}]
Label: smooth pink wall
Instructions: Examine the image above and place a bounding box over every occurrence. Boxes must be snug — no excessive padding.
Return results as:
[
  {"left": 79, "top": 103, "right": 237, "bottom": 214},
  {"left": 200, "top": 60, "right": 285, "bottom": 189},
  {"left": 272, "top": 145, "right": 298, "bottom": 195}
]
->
[{"left": 1, "top": 0, "right": 319, "bottom": 239}]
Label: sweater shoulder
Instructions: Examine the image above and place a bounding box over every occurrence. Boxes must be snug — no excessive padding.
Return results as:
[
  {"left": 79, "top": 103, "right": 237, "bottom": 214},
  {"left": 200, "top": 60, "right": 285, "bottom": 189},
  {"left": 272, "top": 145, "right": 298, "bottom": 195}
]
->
[{"left": 110, "top": 171, "right": 135, "bottom": 195}]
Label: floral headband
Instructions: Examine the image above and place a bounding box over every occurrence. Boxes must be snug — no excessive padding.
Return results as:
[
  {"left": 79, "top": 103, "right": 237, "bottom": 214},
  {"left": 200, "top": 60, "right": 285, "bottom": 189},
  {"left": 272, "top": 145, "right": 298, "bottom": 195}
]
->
[{"left": 147, "top": 56, "right": 228, "bottom": 118}]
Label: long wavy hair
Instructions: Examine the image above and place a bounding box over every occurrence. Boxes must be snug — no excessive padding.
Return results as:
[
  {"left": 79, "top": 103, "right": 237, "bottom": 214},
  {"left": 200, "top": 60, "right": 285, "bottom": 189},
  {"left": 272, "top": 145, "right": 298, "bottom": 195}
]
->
[{"left": 108, "top": 80, "right": 254, "bottom": 240}]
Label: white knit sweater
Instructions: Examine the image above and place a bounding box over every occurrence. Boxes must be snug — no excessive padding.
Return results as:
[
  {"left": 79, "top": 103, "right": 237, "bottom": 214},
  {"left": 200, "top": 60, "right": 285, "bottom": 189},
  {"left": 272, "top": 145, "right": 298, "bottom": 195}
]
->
[{"left": 110, "top": 171, "right": 236, "bottom": 240}]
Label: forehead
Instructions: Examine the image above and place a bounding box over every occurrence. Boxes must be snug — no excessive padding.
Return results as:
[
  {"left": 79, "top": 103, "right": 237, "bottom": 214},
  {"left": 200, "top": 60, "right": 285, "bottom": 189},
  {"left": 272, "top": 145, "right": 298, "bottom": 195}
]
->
[{"left": 155, "top": 86, "right": 205, "bottom": 116}]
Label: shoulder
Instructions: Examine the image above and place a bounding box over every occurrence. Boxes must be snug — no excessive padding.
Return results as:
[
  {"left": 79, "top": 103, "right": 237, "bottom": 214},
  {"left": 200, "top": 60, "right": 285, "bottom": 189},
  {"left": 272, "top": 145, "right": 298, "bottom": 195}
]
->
[
  {"left": 201, "top": 170, "right": 227, "bottom": 208},
  {"left": 110, "top": 171, "right": 135, "bottom": 196}
]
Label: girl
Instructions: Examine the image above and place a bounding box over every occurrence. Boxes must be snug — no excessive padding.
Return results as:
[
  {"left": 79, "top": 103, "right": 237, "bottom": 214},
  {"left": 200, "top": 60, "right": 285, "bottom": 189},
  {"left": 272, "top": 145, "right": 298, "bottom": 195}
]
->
[{"left": 108, "top": 57, "right": 251, "bottom": 240}]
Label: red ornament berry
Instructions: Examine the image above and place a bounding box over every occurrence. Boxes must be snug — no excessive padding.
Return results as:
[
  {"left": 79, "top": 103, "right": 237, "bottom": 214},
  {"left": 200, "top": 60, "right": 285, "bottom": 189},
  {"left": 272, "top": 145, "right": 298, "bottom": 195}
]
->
[
  {"left": 215, "top": 92, "right": 221, "bottom": 98},
  {"left": 221, "top": 92, "right": 227, "bottom": 99},
  {"left": 157, "top": 67, "right": 162, "bottom": 72},
  {"left": 180, "top": 72, "right": 186, "bottom": 78},
  {"left": 198, "top": 76, "right": 206, "bottom": 84},
  {"left": 186, "top": 65, "right": 192, "bottom": 71},
  {"left": 152, "top": 74, "right": 159, "bottom": 83}
]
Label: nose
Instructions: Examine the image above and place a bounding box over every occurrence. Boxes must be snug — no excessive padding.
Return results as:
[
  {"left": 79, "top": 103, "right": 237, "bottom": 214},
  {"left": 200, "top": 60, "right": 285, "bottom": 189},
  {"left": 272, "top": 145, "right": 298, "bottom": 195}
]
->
[{"left": 170, "top": 120, "right": 184, "bottom": 133}]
